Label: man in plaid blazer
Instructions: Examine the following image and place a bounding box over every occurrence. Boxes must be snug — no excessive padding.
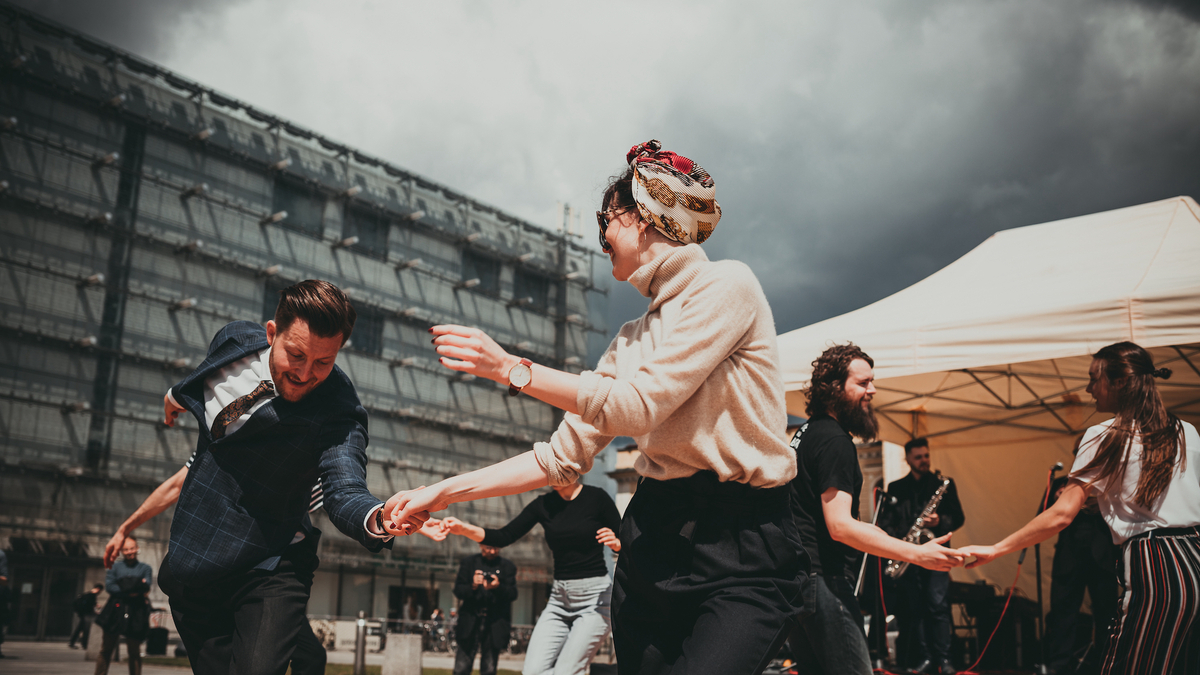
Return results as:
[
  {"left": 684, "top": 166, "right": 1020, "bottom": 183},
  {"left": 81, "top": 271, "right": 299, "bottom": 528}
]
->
[{"left": 144, "top": 280, "right": 423, "bottom": 675}]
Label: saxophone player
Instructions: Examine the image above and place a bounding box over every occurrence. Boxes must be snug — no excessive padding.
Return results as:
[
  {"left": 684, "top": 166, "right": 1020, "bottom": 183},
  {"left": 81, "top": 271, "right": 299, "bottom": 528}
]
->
[
  {"left": 781, "top": 345, "right": 965, "bottom": 675},
  {"left": 882, "top": 438, "right": 966, "bottom": 675}
]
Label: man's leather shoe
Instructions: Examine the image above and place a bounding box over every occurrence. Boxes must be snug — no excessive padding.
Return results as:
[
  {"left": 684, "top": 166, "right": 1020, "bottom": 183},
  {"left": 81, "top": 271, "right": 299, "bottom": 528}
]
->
[
  {"left": 939, "top": 662, "right": 957, "bottom": 675},
  {"left": 906, "top": 660, "right": 933, "bottom": 675}
]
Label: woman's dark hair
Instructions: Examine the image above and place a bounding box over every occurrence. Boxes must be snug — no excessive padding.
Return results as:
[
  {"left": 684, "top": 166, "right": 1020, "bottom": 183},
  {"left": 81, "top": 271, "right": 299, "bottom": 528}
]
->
[
  {"left": 1074, "top": 341, "right": 1183, "bottom": 507},
  {"left": 805, "top": 343, "right": 874, "bottom": 418},
  {"left": 273, "top": 279, "right": 357, "bottom": 344},
  {"left": 601, "top": 165, "right": 636, "bottom": 211}
]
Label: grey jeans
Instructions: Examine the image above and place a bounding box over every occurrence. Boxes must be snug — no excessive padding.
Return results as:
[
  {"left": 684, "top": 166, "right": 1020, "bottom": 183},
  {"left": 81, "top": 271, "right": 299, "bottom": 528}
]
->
[{"left": 522, "top": 575, "right": 612, "bottom": 675}]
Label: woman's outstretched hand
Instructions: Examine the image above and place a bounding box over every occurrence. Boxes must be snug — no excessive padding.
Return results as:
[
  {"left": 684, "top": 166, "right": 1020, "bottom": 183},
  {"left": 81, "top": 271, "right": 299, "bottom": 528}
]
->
[
  {"left": 385, "top": 485, "right": 449, "bottom": 535},
  {"left": 596, "top": 527, "right": 621, "bottom": 553},
  {"left": 957, "top": 544, "right": 999, "bottom": 569},
  {"left": 431, "top": 325, "right": 518, "bottom": 384}
]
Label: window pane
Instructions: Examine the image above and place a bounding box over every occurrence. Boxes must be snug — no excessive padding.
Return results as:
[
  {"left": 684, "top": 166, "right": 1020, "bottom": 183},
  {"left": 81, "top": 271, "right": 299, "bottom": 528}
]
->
[
  {"left": 273, "top": 178, "right": 325, "bottom": 237},
  {"left": 461, "top": 250, "right": 500, "bottom": 294}
]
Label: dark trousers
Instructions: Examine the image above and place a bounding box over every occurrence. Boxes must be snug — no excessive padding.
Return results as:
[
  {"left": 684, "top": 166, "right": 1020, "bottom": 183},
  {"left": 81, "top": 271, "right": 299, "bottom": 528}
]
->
[
  {"left": 789, "top": 574, "right": 872, "bottom": 675},
  {"left": 94, "top": 629, "right": 141, "bottom": 675},
  {"left": 613, "top": 472, "right": 810, "bottom": 675},
  {"left": 291, "top": 621, "right": 327, "bottom": 675},
  {"left": 1045, "top": 516, "right": 1119, "bottom": 674},
  {"left": 452, "top": 618, "right": 503, "bottom": 675},
  {"left": 70, "top": 614, "right": 94, "bottom": 648},
  {"left": 160, "top": 535, "right": 319, "bottom": 675},
  {"left": 895, "top": 567, "right": 951, "bottom": 668}
]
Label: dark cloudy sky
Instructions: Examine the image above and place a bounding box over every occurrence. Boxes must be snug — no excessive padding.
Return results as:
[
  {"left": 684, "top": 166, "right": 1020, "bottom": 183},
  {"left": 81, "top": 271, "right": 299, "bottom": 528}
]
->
[{"left": 18, "top": 0, "right": 1200, "bottom": 340}]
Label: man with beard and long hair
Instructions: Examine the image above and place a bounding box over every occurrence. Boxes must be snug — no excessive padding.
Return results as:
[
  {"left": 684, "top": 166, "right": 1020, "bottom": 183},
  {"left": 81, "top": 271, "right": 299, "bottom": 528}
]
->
[
  {"left": 881, "top": 438, "right": 964, "bottom": 675},
  {"left": 781, "top": 344, "right": 964, "bottom": 675}
]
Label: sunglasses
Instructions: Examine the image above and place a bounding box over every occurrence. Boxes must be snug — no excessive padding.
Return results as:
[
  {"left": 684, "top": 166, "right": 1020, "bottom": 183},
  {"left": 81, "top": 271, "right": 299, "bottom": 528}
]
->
[{"left": 596, "top": 206, "right": 635, "bottom": 253}]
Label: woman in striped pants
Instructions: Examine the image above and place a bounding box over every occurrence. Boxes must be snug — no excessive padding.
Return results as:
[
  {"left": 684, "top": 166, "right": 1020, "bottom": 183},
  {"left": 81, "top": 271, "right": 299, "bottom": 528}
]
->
[{"left": 960, "top": 341, "right": 1200, "bottom": 675}]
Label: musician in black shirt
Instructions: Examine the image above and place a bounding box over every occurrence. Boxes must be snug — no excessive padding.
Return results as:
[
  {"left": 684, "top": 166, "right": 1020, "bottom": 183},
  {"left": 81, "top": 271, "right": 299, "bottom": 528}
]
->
[
  {"left": 442, "top": 482, "right": 621, "bottom": 675},
  {"left": 785, "top": 345, "right": 964, "bottom": 675},
  {"left": 883, "top": 438, "right": 965, "bottom": 675}
]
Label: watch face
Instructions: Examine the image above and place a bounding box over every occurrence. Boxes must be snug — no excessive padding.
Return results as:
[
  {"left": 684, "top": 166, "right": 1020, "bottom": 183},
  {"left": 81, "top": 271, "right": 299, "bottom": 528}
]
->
[{"left": 509, "top": 363, "right": 532, "bottom": 388}]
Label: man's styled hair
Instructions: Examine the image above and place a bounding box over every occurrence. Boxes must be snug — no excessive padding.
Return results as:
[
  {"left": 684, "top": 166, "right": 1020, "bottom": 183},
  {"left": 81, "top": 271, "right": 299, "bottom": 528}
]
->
[
  {"left": 904, "top": 437, "right": 928, "bottom": 454},
  {"left": 804, "top": 343, "right": 874, "bottom": 418},
  {"left": 123, "top": 535, "right": 137, "bottom": 545},
  {"left": 92, "top": 583, "right": 105, "bottom": 591},
  {"left": 273, "top": 280, "right": 357, "bottom": 344}
]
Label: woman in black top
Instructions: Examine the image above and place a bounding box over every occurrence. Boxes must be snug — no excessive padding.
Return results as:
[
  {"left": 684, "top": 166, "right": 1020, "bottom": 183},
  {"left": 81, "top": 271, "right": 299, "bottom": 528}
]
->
[{"left": 442, "top": 481, "right": 621, "bottom": 675}]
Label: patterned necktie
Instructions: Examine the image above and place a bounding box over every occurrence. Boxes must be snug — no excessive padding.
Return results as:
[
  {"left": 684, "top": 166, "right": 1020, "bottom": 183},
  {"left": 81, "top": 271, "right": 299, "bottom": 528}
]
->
[{"left": 210, "top": 379, "right": 274, "bottom": 439}]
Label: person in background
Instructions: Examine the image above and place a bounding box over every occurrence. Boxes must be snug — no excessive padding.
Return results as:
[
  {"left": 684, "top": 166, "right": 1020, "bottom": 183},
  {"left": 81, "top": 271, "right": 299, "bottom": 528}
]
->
[
  {"left": 961, "top": 342, "right": 1200, "bottom": 675},
  {"left": 883, "top": 438, "right": 964, "bottom": 675},
  {"left": 452, "top": 544, "right": 517, "bottom": 675},
  {"left": 441, "top": 479, "right": 621, "bottom": 675},
  {"left": 1039, "top": 470, "right": 1119, "bottom": 675},
  {"left": 95, "top": 537, "right": 152, "bottom": 675},
  {"left": 69, "top": 583, "right": 105, "bottom": 650}
]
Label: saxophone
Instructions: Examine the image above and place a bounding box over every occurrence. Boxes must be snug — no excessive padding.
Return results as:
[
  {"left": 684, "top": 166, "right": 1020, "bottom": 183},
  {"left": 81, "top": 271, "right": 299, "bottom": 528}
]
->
[{"left": 884, "top": 472, "right": 951, "bottom": 579}]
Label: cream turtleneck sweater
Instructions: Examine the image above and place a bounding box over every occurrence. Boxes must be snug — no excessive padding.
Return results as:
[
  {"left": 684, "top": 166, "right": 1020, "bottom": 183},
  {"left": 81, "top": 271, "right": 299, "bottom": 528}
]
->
[{"left": 533, "top": 244, "right": 797, "bottom": 488}]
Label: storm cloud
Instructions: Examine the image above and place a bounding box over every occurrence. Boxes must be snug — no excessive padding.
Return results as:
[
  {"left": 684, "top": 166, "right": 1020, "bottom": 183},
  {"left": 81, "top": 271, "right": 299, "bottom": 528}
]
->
[{"left": 16, "top": 0, "right": 1200, "bottom": 340}]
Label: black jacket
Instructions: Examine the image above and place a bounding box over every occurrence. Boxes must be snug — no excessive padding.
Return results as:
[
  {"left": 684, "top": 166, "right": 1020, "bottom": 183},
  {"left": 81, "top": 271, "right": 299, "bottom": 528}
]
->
[
  {"left": 453, "top": 553, "right": 518, "bottom": 650},
  {"left": 163, "top": 321, "right": 387, "bottom": 589}
]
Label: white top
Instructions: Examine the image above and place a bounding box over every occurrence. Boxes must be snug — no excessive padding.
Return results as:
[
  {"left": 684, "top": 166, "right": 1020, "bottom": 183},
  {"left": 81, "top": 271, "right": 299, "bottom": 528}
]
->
[{"left": 1071, "top": 418, "right": 1200, "bottom": 544}]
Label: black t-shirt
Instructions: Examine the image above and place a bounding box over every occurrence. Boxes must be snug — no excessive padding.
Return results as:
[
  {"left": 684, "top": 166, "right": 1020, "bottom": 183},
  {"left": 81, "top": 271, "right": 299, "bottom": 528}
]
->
[
  {"left": 482, "top": 485, "right": 621, "bottom": 580},
  {"left": 788, "top": 415, "right": 863, "bottom": 579}
]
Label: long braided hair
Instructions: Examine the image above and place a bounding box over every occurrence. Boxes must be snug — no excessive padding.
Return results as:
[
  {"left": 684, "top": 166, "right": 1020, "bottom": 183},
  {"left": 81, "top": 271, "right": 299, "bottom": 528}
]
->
[{"left": 1074, "top": 341, "right": 1184, "bottom": 507}]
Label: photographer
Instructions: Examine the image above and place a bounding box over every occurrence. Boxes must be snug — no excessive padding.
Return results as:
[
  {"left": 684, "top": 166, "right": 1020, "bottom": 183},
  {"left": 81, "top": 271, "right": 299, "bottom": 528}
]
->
[{"left": 452, "top": 544, "right": 517, "bottom": 675}]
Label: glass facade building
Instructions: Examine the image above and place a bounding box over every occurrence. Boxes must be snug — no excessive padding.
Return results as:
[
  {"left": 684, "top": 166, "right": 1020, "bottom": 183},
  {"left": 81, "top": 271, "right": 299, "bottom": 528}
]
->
[{"left": 0, "top": 3, "right": 612, "bottom": 639}]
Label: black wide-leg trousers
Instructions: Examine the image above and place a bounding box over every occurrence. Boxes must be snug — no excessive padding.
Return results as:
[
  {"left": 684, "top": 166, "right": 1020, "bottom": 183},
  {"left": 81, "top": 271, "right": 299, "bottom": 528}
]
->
[{"left": 612, "top": 471, "right": 812, "bottom": 675}]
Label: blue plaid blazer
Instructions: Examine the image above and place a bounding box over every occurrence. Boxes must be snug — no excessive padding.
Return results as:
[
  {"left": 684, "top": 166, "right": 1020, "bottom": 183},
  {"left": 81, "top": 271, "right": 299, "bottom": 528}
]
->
[{"left": 163, "top": 321, "right": 388, "bottom": 588}]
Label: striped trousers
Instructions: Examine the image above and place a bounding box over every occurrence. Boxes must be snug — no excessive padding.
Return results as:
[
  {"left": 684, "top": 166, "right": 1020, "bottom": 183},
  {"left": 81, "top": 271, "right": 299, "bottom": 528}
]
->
[{"left": 1101, "top": 526, "right": 1200, "bottom": 675}]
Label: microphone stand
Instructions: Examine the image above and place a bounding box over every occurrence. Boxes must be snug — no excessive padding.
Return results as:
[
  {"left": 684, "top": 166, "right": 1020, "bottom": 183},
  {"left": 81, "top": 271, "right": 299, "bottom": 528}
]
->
[
  {"left": 1034, "top": 463, "right": 1062, "bottom": 675},
  {"left": 858, "top": 489, "right": 888, "bottom": 670}
]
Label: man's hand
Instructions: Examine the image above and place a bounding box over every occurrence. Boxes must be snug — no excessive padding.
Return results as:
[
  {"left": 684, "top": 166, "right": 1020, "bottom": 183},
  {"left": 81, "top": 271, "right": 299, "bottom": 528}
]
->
[
  {"left": 923, "top": 513, "right": 941, "bottom": 528},
  {"left": 596, "top": 527, "right": 621, "bottom": 553},
  {"left": 484, "top": 574, "right": 500, "bottom": 590},
  {"left": 957, "top": 545, "right": 999, "bottom": 569},
  {"left": 472, "top": 570, "right": 486, "bottom": 589},
  {"left": 103, "top": 530, "right": 127, "bottom": 569},
  {"left": 163, "top": 393, "right": 185, "bottom": 427},
  {"left": 913, "top": 533, "right": 966, "bottom": 571}
]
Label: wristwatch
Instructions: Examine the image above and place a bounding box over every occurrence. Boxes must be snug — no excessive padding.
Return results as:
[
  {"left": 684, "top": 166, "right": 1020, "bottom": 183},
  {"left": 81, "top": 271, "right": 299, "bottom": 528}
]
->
[
  {"left": 507, "top": 358, "right": 533, "bottom": 396},
  {"left": 375, "top": 507, "right": 388, "bottom": 534}
]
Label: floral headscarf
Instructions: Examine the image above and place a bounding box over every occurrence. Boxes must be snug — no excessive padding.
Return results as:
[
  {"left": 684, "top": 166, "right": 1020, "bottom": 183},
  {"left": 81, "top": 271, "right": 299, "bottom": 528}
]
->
[{"left": 627, "top": 139, "right": 721, "bottom": 245}]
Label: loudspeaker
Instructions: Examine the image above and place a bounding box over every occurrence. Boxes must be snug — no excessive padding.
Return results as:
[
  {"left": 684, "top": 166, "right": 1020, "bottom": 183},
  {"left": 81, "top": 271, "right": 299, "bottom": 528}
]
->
[{"left": 970, "top": 595, "right": 1041, "bottom": 669}]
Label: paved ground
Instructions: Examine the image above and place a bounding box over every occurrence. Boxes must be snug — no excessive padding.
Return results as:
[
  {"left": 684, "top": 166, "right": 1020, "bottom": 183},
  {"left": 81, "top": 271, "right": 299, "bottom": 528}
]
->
[{"left": 0, "top": 640, "right": 533, "bottom": 673}]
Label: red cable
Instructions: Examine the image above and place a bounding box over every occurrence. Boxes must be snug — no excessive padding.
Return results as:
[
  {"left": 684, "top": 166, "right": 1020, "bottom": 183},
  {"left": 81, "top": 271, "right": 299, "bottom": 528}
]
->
[{"left": 958, "top": 561, "right": 1024, "bottom": 675}]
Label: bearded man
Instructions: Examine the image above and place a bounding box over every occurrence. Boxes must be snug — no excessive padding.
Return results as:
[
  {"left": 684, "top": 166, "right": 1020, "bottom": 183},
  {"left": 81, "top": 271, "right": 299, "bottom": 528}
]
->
[{"left": 783, "top": 344, "right": 964, "bottom": 675}]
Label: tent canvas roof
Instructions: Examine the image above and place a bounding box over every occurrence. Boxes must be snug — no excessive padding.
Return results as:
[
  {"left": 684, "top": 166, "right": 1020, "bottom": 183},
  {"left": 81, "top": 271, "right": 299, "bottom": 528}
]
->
[{"left": 775, "top": 195, "right": 1200, "bottom": 599}]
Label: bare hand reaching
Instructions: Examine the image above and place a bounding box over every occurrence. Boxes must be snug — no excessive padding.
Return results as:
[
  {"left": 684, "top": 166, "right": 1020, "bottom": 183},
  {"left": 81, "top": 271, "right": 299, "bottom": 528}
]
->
[
  {"left": 385, "top": 486, "right": 447, "bottom": 535},
  {"left": 596, "top": 527, "right": 621, "bottom": 553},
  {"left": 418, "top": 518, "right": 448, "bottom": 542},
  {"left": 103, "top": 531, "right": 127, "bottom": 569},
  {"left": 957, "top": 544, "right": 999, "bottom": 569},
  {"left": 430, "top": 325, "right": 518, "bottom": 384},
  {"left": 163, "top": 393, "right": 185, "bottom": 426},
  {"left": 913, "top": 533, "right": 967, "bottom": 571}
]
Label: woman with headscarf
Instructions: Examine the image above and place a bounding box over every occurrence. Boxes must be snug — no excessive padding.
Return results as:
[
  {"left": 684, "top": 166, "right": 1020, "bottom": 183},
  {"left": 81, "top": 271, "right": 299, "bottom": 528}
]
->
[
  {"left": 386, "top": 140, "right": 809, "bottom": 675},
  {"left": 960, "top": 342, "right": 1200, "bottom": 675}
]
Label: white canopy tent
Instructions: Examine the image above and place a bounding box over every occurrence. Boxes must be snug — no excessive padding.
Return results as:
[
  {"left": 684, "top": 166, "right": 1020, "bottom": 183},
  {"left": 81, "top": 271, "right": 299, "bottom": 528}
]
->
[{"left": 777, "top": 195, "right": 1200, "bottom": 602}]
